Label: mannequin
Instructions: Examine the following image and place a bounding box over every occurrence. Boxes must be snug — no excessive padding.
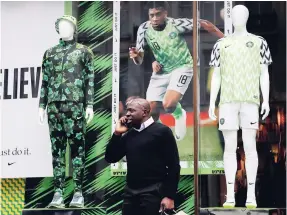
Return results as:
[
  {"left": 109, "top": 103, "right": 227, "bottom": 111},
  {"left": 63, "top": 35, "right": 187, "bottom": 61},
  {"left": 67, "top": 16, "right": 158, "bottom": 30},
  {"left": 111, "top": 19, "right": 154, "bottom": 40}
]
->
[
  {"left": 209, "top": 5, "right": 272, "bottom": 209},
  {"left": 39, "top": 15, "right": 94, "bottom": 208}
]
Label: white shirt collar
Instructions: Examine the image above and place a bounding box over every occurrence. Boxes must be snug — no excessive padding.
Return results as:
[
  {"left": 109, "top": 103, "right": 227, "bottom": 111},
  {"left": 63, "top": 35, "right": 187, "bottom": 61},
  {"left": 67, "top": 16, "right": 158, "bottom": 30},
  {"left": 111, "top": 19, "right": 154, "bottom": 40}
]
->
[{"left": 133, "top": 117, "right": 154, "bottom": 132}]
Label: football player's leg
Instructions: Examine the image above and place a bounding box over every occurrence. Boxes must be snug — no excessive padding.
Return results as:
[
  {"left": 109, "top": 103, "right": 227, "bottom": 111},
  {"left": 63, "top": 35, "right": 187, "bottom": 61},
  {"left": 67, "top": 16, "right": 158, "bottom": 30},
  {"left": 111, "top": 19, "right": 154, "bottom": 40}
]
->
[
  {"left": 240, "top": 103, "right": 259, "bottom": 208},
  {"left": 219, "top": 103, "right": 240, "bottom": 208},
  {"left": 146, "top": 74, "right": 169, "bottom": 123},
  {"left": 149, "top": 101, "right": 161, "bottom": 122},
  {"left": 163, "top": 67, "right": 193, "bottom": 141}
]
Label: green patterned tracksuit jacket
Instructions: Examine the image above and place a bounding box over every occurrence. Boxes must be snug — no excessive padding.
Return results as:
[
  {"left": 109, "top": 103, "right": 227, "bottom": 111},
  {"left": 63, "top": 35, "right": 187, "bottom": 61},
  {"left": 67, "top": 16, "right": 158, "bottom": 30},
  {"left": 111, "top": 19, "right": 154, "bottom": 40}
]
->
[
  {"left": 39, "top": 38, "right": 94, "bottom": 110},
  {"left": 39, "top": 38, "right": 94, "bottom": 194}
]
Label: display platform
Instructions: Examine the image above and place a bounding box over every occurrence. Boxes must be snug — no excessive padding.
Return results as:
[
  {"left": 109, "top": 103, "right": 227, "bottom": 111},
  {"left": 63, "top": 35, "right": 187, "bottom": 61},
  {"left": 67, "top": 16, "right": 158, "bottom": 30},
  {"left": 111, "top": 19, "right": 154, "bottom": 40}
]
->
[
  {"left": 200, "top": 208, "right": 286, "bottom": 215},
  {"left": 22, "top": 207, "right": 106, "bottom": 215}
]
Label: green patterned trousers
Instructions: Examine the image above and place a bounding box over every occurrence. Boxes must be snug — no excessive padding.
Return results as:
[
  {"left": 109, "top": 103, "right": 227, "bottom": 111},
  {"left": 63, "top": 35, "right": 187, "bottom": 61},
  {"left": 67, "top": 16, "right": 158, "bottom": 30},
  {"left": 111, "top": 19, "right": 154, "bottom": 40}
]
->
[{"left": 47, "top": 102, "right": 86, "bottom": 195}]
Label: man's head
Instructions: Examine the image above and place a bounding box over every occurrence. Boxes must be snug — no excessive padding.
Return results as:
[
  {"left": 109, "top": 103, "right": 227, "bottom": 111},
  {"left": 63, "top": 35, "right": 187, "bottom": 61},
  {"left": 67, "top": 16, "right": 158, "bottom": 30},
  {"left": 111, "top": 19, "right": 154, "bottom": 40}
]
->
[
  {"left": 125, "top": 98, "right": 151, "bottom": 128},
  {"left": 145, "top": 1, "right": 169, "bottom": 29}
]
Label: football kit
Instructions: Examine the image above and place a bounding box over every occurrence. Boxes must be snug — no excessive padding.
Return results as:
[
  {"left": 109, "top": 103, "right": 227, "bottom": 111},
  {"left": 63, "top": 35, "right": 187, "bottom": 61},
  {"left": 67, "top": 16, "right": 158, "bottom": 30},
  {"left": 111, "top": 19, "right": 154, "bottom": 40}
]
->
[
  {"left": 209, "top": 33, "right": 272, "bottom": 130},
  {"left": 135, "top": 17, "right": 195, "bottom": 101}
]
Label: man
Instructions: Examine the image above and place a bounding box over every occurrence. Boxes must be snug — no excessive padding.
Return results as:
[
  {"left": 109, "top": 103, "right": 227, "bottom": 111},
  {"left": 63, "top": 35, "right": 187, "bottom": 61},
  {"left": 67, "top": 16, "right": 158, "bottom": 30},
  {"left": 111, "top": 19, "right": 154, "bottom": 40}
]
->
[
  {"left": 129, "top": 1, "right": 224, "bottom": 141},
  {"left": 105, "top": 98, "right": 180, "bottom": 215}
]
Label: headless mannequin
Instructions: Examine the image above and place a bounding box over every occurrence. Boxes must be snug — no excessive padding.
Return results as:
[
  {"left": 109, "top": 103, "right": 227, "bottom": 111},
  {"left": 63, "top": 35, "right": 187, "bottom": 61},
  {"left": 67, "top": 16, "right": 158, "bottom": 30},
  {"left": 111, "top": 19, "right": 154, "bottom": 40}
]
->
[
  {"left": 38, "top": 19, "right": 94, "bottom": 124},
  {"left": 209, "top": 5, "right": 270, "bottom": 208}
]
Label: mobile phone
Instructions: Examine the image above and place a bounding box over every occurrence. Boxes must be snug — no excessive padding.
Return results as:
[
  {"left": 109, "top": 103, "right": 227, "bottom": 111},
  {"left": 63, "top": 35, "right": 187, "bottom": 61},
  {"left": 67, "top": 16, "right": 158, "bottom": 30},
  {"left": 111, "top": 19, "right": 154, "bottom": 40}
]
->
[{"left": 121, "top": 119, "right": 132, "bottom": 128}]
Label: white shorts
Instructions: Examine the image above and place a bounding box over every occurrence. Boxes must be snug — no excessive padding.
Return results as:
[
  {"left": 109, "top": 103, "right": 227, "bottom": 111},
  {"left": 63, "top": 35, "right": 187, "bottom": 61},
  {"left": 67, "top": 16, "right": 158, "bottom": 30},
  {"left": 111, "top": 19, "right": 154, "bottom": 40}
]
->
[
  {"left": 146, "top": 66, "right": 193, "bottom": 102},
  {"left": 219, "top": 103, "right": 259, "bottom": 130}
]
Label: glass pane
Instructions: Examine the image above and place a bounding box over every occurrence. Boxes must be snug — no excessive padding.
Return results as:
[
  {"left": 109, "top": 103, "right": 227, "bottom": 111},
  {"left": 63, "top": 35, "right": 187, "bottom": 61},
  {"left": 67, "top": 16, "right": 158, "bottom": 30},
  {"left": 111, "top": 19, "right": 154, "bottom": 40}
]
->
[{"left": 199, "top": 1, "right": 286, "bottom": 210}]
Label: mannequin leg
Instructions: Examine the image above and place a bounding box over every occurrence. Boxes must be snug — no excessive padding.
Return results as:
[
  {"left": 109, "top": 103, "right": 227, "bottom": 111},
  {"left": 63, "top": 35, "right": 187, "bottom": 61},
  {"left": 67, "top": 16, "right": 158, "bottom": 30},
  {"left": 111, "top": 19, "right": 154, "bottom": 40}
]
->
[
  {"left": 47, "top": 103, "right": 66, "bottom": 208},
  {"left": 47, "top": 103, "right": 67, "bottom": 195},
  {"left": 240, "top": 103, "right": 259, "bottom": 208},
  {"left": 222, "top": 130, "right": 238, "bottom": 199},
  {"left": 218, "top": 103, "right": 240, "bottom": 208},
  {"left": 63, "top": 102, "right": 86, "bottom": 207},
  {"left": 242, "top": 129, "right": 258, "bottom": 206}
]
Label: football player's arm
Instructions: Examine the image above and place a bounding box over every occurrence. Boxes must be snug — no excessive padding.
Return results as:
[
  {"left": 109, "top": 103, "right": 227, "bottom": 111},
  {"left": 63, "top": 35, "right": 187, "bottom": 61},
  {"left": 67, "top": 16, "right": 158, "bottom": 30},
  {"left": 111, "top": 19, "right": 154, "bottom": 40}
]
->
[
  {"left": 132, "top": 23, "right": 147, "bottom": 65},
  {"left": 199, "top": 19, "right": 224, "bottom": 38},
  {"left": 39, "top": 51, "right": 49, "bottom": 110},
  {"left": 173, "top": 18, "right": 224, "bottom": 38}
]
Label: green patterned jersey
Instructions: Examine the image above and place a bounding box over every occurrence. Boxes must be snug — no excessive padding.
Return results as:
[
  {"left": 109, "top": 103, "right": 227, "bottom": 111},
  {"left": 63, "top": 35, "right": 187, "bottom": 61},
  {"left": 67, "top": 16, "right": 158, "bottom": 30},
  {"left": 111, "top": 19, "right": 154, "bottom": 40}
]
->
[
  {"left": 39, "top": 38, "right": 94, "bottom": 109},
  {"left": 136, "top": 18, "right": 194, "bottom": 74},
  {"left": 209, "top": 34, "right": 272, "bottom": 105}
]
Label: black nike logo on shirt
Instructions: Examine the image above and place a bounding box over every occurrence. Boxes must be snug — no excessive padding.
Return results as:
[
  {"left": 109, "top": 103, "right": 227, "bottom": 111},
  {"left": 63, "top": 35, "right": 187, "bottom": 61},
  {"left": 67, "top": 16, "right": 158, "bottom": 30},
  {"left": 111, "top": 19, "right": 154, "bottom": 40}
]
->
[
  {"left": 225, "top": 45, "right": 231, "bottom": 48},
  {"left": 250, "top": 122, "right": 257, "bottom": 125},
  {"left": 8, "top": 162, "right": 16, "bottom": 166}
]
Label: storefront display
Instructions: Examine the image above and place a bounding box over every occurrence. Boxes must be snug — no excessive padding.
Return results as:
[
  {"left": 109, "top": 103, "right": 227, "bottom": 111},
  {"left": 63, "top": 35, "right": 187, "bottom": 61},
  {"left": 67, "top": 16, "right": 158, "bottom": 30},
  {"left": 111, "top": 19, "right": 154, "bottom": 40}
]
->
[{"left": 1, "top": 1, "right": 285, "bottom": 215}]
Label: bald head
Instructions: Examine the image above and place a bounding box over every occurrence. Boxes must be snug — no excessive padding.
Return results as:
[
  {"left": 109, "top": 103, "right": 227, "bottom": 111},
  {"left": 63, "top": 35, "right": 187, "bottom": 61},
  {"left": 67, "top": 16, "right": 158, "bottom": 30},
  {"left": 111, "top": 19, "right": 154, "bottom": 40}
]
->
[
  {"left": 125, "top": 97, "right": 151, "bottom": 128},
  {"left": 126, "top": 98, "right": 151, "bottom": 114}
]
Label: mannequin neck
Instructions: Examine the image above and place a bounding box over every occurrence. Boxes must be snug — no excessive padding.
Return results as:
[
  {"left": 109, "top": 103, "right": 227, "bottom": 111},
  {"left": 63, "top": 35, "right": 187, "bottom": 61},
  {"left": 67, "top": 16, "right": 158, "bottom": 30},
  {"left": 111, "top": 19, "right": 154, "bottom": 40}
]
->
[
  {"left": 61, "top": 35, "right": 74, "bottom": 41},
  {"left": 59, "top": 38, "right": 75, "bottom": 46},
  {"left": 233, "top": 26, "right": 248, "bottom": 36}
]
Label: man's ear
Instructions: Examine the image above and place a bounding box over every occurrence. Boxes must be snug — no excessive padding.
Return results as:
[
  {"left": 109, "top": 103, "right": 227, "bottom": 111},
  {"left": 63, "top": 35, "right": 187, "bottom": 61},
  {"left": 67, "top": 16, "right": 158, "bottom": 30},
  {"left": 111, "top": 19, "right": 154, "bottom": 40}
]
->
[{"left": 142, "top": 110, "right": 147, "bottom": 117}]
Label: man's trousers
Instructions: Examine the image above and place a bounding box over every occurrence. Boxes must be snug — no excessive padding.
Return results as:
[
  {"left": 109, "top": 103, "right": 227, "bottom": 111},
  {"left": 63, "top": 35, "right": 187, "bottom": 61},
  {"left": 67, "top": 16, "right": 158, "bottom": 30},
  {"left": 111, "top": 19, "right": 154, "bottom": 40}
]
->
[
  {"left": 122, "top": 183, "right": 163, "bottom": 215},
  {"left": 47, "top": 102, "right": 86, "bottom": 195}
]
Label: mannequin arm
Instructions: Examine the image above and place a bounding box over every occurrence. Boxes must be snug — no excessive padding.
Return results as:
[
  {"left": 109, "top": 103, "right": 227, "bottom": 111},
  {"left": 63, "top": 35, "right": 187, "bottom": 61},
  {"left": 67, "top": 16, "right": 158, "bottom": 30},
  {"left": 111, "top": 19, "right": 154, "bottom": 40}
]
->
[
  {"left": 84, "top": 48, "right": 95, "bottom": 109},
  {"left": 39, "top": 51, "right": 49, "bottom": 109},
  {"left": 260, "top": 64, "right": 270, "bottom": 120},
  {"left": 260, "top": 64, "right": 270, "bottom": 104},
  {"left": 209, "top": 67, "right": 221, "bottom": 120},
  {"left": 210, "top": 67, "right": 221, "bottom": 106}
]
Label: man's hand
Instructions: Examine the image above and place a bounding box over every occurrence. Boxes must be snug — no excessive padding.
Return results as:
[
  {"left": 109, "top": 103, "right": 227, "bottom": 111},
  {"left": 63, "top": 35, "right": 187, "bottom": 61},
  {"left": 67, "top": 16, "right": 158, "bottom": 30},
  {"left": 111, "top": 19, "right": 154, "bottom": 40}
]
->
[
  {"left": 261, "top": 101, "right": 270, "bottom": 120},
  {"left": 160, "top": 197, "right": 174, "bottom": 212},
  {"left": 152, "top": 61, "right": 162, "bottom": 73},
  {"left": 114, "top": 116, "right": 129, "bottom": 135},
  {"left": 199, "top": 19, "right": 224, "bottom": 38},
  {"left": 129, "top": 47, "right": 140, "bottom": 59}
]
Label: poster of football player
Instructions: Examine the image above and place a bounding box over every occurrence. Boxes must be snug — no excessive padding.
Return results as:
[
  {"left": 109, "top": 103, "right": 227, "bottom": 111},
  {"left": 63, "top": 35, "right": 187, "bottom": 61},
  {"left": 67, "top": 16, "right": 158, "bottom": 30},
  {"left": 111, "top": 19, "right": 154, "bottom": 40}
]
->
[{"left": 111, "top": 1, "right": 227, "bottom": 176}]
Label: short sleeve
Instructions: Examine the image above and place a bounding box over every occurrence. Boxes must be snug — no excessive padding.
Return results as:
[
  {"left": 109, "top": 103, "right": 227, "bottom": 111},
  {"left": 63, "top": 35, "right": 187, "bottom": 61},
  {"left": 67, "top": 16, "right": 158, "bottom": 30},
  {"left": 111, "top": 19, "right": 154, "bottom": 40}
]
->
[
  {"left": 135, "top": 22, "right": 148, "bottom": 53},
  {"left": 209, "top": 40, "right": 221, "bottom": 67},
  {"left": 260, "top": 38, "right": 272, "bottom": 65}
]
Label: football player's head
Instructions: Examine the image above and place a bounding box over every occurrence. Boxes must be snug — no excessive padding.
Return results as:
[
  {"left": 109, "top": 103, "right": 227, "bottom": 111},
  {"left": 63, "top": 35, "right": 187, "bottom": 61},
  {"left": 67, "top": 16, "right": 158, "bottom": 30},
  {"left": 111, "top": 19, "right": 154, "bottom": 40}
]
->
[{"left": 146, "top": 1, "right": 169, "bottom": 29}]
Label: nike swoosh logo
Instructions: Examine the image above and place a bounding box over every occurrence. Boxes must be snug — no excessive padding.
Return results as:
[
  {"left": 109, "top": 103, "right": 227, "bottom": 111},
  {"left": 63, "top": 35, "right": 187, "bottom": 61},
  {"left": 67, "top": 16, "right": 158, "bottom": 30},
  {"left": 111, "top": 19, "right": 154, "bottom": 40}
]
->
[
  {"left": 8, "top": 162, "right": 16, "bottom": 166},
  {"left": 250, "top": 122, "right": 257, "bottom": 125},
  {"left": 228, "top": 182, "right": 233, "bottom": 184},
  {"left": 225, "top": 45, "right": 231, "bottom": 48},
  {"left": 177, "top": 84, "right": 183, "bottom": 87},
  {"left": 77, "top": 116, "right": 83, "bottom": 120}
]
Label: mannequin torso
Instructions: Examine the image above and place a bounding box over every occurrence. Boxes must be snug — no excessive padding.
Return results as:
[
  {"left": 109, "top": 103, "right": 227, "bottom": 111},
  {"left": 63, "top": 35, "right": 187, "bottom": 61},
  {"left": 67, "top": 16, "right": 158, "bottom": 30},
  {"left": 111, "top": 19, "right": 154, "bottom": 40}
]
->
[
  {"left": 39, "top": 19, "right": 94, "bottom": 124},
  {"left": 209, "top": 5, "right": 272, "bottom": 120}
]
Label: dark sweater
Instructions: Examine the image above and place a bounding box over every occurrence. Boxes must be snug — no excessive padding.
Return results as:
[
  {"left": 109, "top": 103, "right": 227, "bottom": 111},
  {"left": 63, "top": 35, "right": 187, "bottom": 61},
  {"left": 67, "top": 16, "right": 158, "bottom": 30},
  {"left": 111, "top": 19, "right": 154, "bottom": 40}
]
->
[{"left": 105, "top": 122, "right": 181, "bottom": 200}]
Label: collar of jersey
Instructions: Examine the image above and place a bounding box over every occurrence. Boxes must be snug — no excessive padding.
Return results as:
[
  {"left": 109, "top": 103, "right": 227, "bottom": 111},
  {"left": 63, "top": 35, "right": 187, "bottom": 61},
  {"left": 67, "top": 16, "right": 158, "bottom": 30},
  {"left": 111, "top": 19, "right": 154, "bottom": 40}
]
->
[{"left": 59, "top": 38, "right": 76, "bottom": 47}]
